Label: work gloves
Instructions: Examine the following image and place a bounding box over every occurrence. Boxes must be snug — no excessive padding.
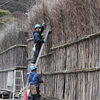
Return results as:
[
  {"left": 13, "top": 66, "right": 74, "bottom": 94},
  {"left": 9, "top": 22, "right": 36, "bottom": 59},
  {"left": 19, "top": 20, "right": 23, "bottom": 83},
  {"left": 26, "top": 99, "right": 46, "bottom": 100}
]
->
[
  {"left": 39, "top": 28, "right": 41, "bottom": 32},
  {"left": 43, "top": 39, "right": 46, "bottom": 43},
  {"left": 42, "top": 22, "right": 45, "bottom": 26}
]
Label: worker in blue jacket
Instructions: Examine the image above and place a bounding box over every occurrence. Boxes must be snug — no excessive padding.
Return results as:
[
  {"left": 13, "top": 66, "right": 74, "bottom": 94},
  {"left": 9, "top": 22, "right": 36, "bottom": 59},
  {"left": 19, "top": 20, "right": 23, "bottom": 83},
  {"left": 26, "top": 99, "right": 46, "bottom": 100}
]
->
[
  {"left": 32, "top": 23, "right": 46, "bottom": 64},
  {"left": 28, "top": 66, "right": 43, "bottom": 100}
]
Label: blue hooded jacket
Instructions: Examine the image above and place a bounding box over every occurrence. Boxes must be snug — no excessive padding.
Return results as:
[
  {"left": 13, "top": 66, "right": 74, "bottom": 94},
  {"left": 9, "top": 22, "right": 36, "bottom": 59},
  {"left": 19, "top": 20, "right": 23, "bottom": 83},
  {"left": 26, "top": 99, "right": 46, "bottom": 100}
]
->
[{"left": 28, "top": 72, "right": 43, "bottom": 87}]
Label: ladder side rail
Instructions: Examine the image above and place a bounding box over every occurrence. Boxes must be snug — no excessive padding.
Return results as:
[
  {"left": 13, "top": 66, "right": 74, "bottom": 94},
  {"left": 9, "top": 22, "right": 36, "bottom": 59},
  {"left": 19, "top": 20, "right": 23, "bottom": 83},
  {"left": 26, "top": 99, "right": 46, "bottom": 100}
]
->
[
  {"left": 17, "top": 70, "right": 24, "bottom": 99},
  {"left": 12, "top": 70, "right": 16, "bottom": 100},
  {"left": 21, "top": 70, "right": 24, "bottom": 91}
]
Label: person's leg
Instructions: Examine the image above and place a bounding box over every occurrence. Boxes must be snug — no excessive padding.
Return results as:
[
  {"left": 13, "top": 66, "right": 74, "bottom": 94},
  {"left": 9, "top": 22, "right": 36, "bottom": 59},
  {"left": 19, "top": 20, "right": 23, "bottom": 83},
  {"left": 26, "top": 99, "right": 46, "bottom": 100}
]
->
[
  {"left": 32, "top": 44, "right": 41, "bottom": 64},
  {"left": 35, "top": 87, "right": 40, "bottom": 100},
  {"left": 30, "top": 93, "right": 33, "bottom": 100},
  {"left": 35, "top": 95, "right": 40, "bottom": 100},
  {"left": 32, "top": 51, "right": 38, "bottom": 64},
  {"left": 31, "top": 93, "right": 36, "bottom": 100}
]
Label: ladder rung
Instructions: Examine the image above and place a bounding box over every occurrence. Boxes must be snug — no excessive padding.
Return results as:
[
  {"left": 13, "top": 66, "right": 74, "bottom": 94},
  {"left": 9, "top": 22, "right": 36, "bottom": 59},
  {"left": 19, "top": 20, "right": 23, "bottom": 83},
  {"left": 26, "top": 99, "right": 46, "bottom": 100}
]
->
[
  {"left": 14, "top": 90, "right": 21, "bottom": 93},
  {"left": 15, "top": 77, "right": 22, "bottom": 79},
  {"left": 15, "top": 70, "right": 22, "bottom": 72},
  {"left": 15, "top": 84, "right": 23, "bottom": 86}
]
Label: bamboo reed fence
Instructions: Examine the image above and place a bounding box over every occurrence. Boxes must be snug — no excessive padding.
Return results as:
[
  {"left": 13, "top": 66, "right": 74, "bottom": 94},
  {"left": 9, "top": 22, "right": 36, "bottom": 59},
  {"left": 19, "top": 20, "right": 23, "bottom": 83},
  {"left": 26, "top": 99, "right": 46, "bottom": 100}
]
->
[
  {"left": 27, "top": 0, "right": 100, "bottom": 100},
  {"left": 0, "top": 22, "right": 27, "bottom": 90}
]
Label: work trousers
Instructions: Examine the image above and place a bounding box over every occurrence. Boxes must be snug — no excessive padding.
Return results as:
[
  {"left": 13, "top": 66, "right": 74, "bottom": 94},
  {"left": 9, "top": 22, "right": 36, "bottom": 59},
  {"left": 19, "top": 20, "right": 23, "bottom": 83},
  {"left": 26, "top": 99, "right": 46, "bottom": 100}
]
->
[
  {"left": 32, "top": 44, "right": 42, "bottom": 64},
  {"left": 30, "top": 87, "right": 40, "bottom": 100}
]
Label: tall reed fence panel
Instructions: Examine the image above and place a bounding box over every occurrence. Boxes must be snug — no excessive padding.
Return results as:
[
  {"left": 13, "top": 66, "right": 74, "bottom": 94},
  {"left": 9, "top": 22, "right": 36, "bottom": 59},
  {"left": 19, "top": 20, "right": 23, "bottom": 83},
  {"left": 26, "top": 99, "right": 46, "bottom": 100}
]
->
[
  {"left": 27, "top": 0, "right": 100, "bottom": 100},
  {"left": 0, "top": 24, "right": 27, "bottom": 90}
]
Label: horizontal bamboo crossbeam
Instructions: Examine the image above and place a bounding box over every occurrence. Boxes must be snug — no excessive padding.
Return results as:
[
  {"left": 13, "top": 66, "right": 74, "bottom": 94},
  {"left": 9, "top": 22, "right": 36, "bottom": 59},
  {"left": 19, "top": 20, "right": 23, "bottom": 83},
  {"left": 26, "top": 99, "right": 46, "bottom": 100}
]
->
[
  {"left": 41, "top": 94, "right": 62, "bottom": 100},
  {"left": 51, "top": 31, "right": 100, "bottom": 50},
  {"left": 27, "top": 58, "right": 32, "bottom": 61},
  {"left": 40, "top": 52, "right": 52, "bottom": 58},
  {"left": 0, "top": 44, "right": 27, "bottom": 55},
  {"left": 0, "top": 66, "right": 26, "bottom": 73},
  {"left": 27, "top": 67, "right": 100, "bottom": 75},
  {"left": 27, "top": 38, "right": 33, "bottom": 42},
  {"left": 0, "top": 88, "right": 12, "bottom": 92},
  {"left": 42, "top": 67, "right": 100, "bottom": 75},
  {"left": 28, "top": 52, "right": 52, "bottom": 61}
]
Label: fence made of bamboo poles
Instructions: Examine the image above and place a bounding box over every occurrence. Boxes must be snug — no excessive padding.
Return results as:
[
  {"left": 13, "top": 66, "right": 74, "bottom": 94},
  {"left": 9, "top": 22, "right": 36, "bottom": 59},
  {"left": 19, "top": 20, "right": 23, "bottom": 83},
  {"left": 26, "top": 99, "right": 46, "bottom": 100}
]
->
[
  {"left": 0, "top": 22, "right": 27, "bottom": 90},
  {"left": 27, "top": 0, "right": 100, "bottom": 100}
]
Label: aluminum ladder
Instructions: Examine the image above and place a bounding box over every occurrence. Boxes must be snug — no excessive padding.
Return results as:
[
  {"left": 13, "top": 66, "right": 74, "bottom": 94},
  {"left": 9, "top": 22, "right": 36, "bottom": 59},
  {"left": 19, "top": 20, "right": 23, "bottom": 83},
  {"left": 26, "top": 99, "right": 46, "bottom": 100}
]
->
[
  {"left": 21, "top": 22, "right": 51, "bottom": 100},
  {"left": 12, "top": 70, "right": 24, "bottom": 100}
]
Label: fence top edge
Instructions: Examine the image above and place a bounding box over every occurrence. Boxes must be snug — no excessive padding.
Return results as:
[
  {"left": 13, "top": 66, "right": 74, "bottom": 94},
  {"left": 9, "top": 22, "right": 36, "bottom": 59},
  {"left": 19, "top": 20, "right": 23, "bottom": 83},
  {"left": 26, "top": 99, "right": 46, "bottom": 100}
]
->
[{"left": 0, "top": 44, "right": 27, "bottom": 55}]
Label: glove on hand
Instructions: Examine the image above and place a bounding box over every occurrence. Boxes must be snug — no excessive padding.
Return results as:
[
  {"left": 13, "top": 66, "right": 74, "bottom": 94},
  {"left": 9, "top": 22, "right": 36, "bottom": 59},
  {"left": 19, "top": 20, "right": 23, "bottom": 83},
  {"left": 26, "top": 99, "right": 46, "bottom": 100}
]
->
[
  {"left": 43, "top": 39, "right": 46, "bottom": 43},
  {"left": 42, "top": 23, "right": 45, "bottom": 26}
]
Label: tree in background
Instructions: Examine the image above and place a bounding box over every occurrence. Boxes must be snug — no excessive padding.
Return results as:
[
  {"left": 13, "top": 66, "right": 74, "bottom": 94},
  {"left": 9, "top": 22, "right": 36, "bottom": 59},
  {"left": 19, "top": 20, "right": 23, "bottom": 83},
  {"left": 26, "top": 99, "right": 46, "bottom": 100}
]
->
[{"left": 0, "top": 9, "right": 14, "bottom": 31}]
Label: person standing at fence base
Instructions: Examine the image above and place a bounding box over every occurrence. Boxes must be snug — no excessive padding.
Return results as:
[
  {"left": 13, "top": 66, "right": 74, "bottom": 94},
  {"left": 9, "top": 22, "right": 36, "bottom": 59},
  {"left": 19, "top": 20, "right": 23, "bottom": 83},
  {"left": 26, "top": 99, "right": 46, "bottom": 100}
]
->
[
  {"left": 28, "top": 66, "right": 43, "bottom": 100},
  {"left": 32, "top": 23, "right": 46, "bottom": 64}
]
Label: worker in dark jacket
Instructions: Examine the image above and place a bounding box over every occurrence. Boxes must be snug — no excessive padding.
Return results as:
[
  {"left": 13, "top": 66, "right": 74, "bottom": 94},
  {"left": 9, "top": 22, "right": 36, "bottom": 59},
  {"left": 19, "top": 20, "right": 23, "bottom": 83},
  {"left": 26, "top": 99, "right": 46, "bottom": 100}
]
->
[
  {"left": 32, "top": 23, "right": 46, "bottom": 64},
  {"left": 28, "top": 66, "right": 43, "bottom": 100}
]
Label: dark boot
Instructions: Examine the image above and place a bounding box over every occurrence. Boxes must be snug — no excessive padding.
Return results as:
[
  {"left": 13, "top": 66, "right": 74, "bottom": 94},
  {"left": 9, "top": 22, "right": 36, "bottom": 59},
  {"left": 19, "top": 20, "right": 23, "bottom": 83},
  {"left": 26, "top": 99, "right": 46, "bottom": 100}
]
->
[{"left": 32, "top": 55, "right": 37, "bottom": 64}]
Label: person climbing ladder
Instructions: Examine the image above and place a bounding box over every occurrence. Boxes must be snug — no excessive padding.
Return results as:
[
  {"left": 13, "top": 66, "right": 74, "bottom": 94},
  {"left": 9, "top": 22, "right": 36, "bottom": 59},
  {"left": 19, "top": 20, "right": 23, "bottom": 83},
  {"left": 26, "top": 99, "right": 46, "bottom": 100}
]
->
[{"left": 32, "top": 23, "right": 46, "bottom": 64}]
